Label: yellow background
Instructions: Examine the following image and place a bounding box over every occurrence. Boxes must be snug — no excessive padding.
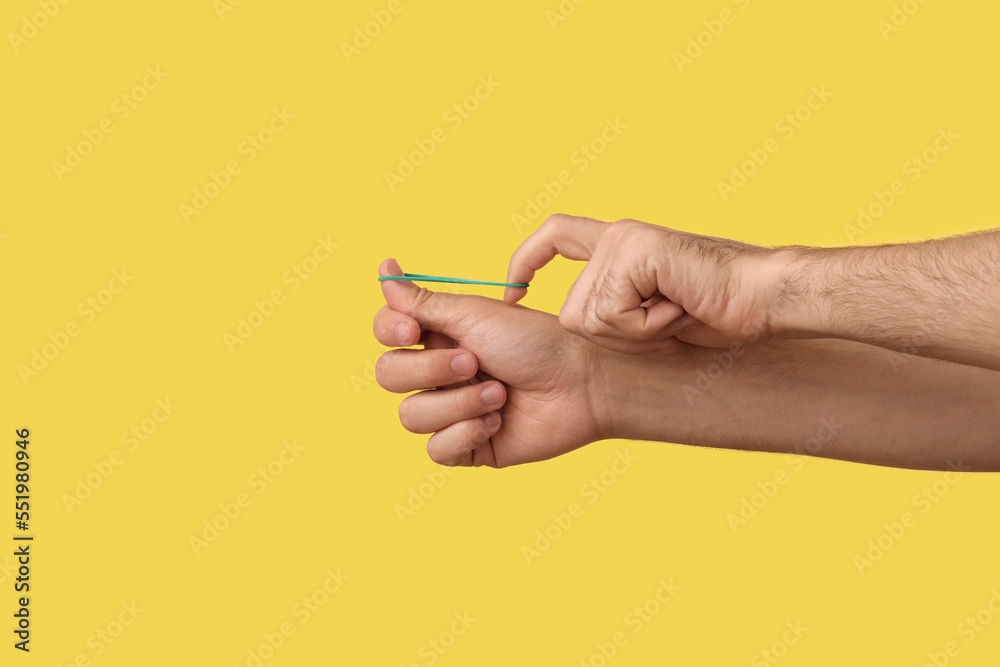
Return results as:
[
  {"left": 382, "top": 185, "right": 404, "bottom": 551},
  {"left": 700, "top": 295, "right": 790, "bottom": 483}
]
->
[{"left": 2, "top": 0, "right": 999, "bottom": 664}]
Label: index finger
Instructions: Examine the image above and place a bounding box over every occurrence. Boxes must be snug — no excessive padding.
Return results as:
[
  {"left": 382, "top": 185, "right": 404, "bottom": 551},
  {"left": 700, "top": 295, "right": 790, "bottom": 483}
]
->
[{"left": 504, "top": 213, "right": 610, "bottom": 303}]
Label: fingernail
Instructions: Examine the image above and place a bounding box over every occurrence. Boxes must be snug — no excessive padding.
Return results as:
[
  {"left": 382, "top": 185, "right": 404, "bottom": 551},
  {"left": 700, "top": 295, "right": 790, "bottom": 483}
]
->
[
  {"left": 450, "top": 353, "right": 475, "bottom": 376},
  {"left": 484, "top": 412, "right": 501, "bottom": 428},
  {"left": 480, "top": 383, "right": 503, "bottom": 405},
  {"left": 395, "top": 323, "right": 410, "bottom": 344}
]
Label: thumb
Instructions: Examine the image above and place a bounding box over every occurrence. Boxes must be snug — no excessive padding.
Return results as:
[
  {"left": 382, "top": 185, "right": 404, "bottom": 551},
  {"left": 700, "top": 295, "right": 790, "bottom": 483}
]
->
[{"left": 378, "top": 259, "right": 490, "bottom": 342}]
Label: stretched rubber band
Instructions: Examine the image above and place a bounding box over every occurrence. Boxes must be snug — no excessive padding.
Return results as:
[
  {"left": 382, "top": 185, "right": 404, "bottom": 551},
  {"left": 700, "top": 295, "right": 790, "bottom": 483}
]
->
[{"left": 378, "top": 273, "right": 528, "bottom": 288}]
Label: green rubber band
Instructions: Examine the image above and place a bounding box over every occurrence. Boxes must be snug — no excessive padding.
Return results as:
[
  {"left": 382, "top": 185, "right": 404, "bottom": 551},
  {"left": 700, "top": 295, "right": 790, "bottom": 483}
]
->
[{"left": 378, "top": 273, "right": 528, "bottom": 288}]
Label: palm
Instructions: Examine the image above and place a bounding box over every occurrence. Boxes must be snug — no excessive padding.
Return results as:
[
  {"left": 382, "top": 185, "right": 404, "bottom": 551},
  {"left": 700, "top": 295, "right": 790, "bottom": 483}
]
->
[{"left": 428, "top": 298, "right": 601, "bottom": 467}]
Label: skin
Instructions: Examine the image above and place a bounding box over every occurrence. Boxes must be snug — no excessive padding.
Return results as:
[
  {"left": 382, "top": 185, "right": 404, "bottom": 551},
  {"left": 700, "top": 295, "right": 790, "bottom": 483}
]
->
[
  {"left": 376, "top": 259, "right": 602, "bottom": 467},
  {"left": 505, "top": 214, "right": 1000, "bottom": 370},
  {"left": 376, "top": 259, "right": 1000, "bottom": 472}
]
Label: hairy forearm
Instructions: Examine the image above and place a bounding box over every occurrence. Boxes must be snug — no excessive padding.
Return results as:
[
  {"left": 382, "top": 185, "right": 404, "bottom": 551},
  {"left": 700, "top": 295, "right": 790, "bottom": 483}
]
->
[
  {"left": 596, "top": 338, "right": 1000, "bottom": 471},
  {"left": 771, "top": 229, "right": 1000, "bottom": 369}
]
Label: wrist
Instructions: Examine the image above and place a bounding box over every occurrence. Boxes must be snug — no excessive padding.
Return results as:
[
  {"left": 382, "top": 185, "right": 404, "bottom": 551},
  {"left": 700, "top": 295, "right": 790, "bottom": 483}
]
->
[{"left": 756, "top": 247, "right": 832, "bottom": 340}]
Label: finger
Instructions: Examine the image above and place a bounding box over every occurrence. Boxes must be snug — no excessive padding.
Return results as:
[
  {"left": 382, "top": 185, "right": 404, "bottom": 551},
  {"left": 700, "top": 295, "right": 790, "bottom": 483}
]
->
[
  {"left": 398, "top": 381, "right": 506, "bottom": 434},
  {"left": 373, "top": 305, "right": 421, "bottom": 347},
  {"left": 640, "top": 293, "right": 668, "bottom": 308},
  {"left": 425, "top": 412, "right": 503, "bottom": 466},
  {"left": 564, "top": 267, "right": 685, "bottom": 341},
  {"left": 379, "top": 258, "right": 505, "bottom": 344},
  {"left": 657, "top": 312, "right": 701, "bottom": 339},
  {"left": 421, "top": 330, "right": 454, "bottom": 350},
  {"left": 674, "top": 320, "right": 740, "bottom": 348},
  {"left": 504, "top": 213, "right": 611, "bottom": 303},
  {"left": 376, "top": 348, "right": 479, "bottom": 393},
  {"left": 589, "top": 298, "right": 687, "bottom": 341}
]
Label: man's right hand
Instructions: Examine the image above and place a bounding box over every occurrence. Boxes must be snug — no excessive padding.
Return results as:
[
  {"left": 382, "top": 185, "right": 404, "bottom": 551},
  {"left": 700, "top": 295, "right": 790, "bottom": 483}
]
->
[{"left": 504, "top": 214, "right": 787, "bottom": 352}]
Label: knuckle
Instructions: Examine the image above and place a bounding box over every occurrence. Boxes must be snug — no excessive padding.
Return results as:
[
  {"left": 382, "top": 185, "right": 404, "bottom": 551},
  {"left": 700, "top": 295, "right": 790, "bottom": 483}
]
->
[
  {"left": 545, "top": 213, "right": 572, "bottom": 238},
  {"left": 593, "top": 293, "right": 614, "bottom": 323},
  {"left": 612, "top": 219, "right": 647, "bottom": 244},
  {"left": 451, "top": 387, "right": 468, "bottom": 416},
  {"left": 582, "top": 312, "right": 603, "bottom": 336},
  {"left": 412, "top": 286, "right": 434, "bottom": 311},
  {"left": 542, "top": 213, "right": 564, "bottom": 230},
  {"left": 416, "top": 351, "right": 434, "bottom": 381},
  {"left": 372, "top": 308, "right": 385, "bottom": 341}
]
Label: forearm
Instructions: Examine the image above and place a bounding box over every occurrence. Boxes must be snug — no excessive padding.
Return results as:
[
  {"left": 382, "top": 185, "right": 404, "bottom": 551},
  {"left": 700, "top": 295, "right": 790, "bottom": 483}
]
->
[
  {"left": 597, "top": 338, "right": 1000, "bottom": 471},
  {"left": 769, "top": 229, "right": 1000, "bottom": 369}
]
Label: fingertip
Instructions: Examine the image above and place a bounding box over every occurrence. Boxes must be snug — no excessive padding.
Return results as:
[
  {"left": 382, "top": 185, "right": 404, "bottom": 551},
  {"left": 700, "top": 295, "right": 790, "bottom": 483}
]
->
[
  {"left": 479, "top": 381, "right": 506, "bottom": 406},
  {"left": 450, "top": 351, "right": 478, "bottom": 379},
  {"left": 380, "top": 258, "right": 415, "bottom": 309},
  {"left": 394, "top": 321, "right": 415, "bottom": 346},
  {"left": 505, "top": 287, "right": 528, "bottom": 303},
  {"left": 484, "top": 410, "right": 502, "bottom": 430},
  {"left": 378, "top": 258, "right": 401, "bottom": 277},
  {"left": 373, "top": 305, "right": 422, "bottom": 347},
  {"left": 645, "top": 300, "right": 686, "bottom": 330}
]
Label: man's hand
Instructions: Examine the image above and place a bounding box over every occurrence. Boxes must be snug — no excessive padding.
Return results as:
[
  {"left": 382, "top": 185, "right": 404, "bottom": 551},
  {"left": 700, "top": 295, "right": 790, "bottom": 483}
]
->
[
  {"left": 374, "top": 259, "right": 611, "bottom": 467},
  {"left": 504, "top": 214, "right": 783, "bottom": 353},
  {"left": 507, "top": 214, "right": 1000, "bottom": 370}
]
